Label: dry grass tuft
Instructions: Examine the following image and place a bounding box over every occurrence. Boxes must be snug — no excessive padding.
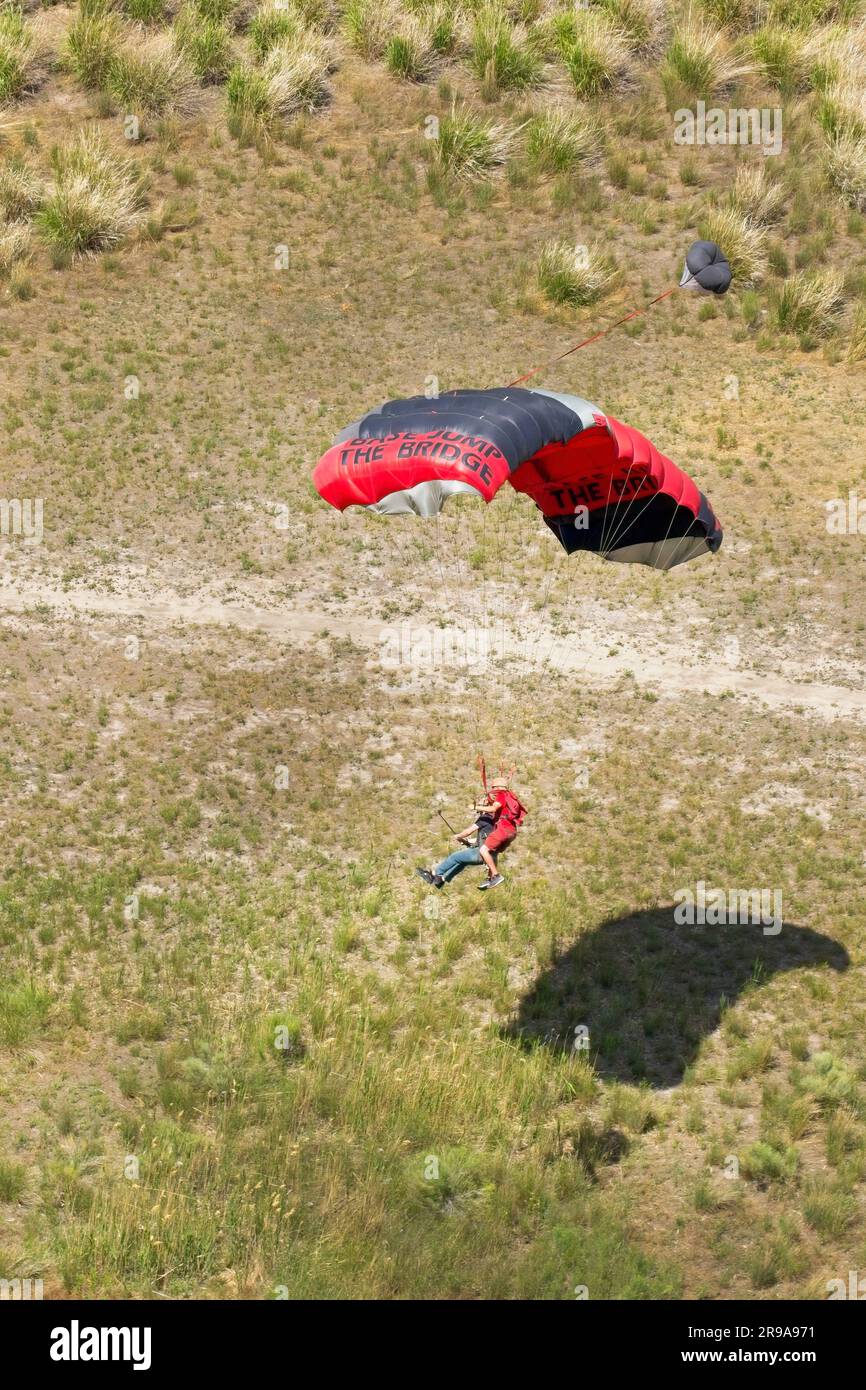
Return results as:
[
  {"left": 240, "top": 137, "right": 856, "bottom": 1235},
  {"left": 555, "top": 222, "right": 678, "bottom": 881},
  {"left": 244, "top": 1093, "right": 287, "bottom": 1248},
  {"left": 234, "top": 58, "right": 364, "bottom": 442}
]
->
[
  {"left": 35, "top": 127, "right": 146, "bottom": 260},
  {"left": 700, "top": 204, "right": 768, "bottom": 284}
]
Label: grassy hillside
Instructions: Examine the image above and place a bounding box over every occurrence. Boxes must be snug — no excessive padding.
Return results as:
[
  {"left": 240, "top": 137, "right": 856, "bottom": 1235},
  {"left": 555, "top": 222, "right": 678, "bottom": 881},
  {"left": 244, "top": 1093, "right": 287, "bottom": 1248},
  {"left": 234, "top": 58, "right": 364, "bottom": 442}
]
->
[{"left": 2, "top": 0, "right": 866, "bottom": 1299}]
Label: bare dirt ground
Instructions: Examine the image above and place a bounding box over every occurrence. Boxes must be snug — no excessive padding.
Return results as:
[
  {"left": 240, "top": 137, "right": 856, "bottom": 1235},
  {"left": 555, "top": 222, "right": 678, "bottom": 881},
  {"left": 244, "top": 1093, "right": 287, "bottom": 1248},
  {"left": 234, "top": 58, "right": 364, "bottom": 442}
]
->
[{"left": 4, "top": 557, "right": 866, "bottom": 720}]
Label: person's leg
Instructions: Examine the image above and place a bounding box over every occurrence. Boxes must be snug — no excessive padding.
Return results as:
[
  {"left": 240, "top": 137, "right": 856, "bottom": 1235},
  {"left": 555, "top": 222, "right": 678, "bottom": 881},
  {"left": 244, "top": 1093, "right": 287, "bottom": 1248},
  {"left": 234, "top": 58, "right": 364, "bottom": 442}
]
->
[
  {"left": 479, "top": 828, "right": 513, "bottom": 884},
  {"left": 479, "top": 843, "right": 497, "bottom": 878},
  {"left": 435, "top": 847, "right": 481, "bottom": 883}
]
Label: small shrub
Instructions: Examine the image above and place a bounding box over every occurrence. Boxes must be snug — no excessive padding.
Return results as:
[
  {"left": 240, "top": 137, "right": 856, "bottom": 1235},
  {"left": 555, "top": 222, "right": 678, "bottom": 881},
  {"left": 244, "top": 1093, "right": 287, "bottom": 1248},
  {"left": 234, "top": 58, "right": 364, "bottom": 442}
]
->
[
  {"left": 107, "top": 34, "right": 201, "bottom": 116},
  {"left": 65, "top": 2, "right": 120, "bottom": 90},
  {"left": 0, "top": 219, "right": 31, "bottom": 276},
  {"left": 700, "top": 204, "right": 768, "bottom": 283},
  {"left": 36, "top": 127, "right": 145, "bottom": 259},
  {"left": 430, "top": 104, "right": 516, "bottom": 179},
  {"left": 0, "top": 6, "right": 51, "bottom": 102},
  {"left": 469, "top": 6, "right": 543, "bottom": 96},
  {"left": 526, "top": 107, "right": 601, "bottom": 174},
  {"left": 536, "top": 237, "right": 617, "bottom": 306},
  {"left": 0, "top": 158, "right": 43, "bottom": 220},
  {"left": 174, "top": 6, "right": 233, "bottom": 82},
  {"left": 769, "top": 267, "right": 845, "bottom": 339},
  {"left": 661, "top": 19, "right": 753, "bottom": 104},
  {"left": 561, "top": 11, "right": 634, "bottom": 98}
]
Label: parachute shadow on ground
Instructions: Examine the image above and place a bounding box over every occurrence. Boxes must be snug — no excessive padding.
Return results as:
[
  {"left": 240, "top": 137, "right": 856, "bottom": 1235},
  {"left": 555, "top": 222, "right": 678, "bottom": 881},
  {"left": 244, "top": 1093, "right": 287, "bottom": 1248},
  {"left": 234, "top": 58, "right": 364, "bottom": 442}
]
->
[{"left": 503, "top": 907, "right": 849, "bottom": 1090}]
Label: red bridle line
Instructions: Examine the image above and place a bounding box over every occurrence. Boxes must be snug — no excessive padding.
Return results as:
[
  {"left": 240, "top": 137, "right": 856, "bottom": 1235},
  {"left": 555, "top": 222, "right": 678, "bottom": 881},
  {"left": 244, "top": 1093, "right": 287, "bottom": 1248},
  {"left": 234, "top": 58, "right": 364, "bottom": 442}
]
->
[{"left": 506, "top": 287, "right": 679, "bottom": 388}]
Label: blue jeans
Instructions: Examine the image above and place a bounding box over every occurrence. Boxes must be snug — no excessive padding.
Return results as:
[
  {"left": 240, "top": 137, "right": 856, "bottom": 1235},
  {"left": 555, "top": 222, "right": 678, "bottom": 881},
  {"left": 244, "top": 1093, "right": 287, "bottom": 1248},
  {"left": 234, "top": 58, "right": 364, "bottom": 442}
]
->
[{"left": 434, "top": 846, "right": 483, "bottom": 883}]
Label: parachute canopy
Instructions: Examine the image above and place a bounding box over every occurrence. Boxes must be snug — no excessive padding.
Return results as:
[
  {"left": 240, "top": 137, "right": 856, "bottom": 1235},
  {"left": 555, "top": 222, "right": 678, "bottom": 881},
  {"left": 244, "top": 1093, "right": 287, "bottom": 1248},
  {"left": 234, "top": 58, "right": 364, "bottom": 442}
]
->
[
  {"left": 313, "top": 387, "right": 722, "bottom": 571},
  {"left": 680, "top": 240, "right": 732, "bottom": 295}
]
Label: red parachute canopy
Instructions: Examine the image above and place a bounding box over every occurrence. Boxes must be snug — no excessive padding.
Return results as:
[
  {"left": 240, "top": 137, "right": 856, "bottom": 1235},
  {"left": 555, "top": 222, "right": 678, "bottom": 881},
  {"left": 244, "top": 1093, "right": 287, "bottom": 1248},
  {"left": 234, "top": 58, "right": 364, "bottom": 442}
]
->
[{"left": 313, "top": 387, "right": 721, "bottom": 571}]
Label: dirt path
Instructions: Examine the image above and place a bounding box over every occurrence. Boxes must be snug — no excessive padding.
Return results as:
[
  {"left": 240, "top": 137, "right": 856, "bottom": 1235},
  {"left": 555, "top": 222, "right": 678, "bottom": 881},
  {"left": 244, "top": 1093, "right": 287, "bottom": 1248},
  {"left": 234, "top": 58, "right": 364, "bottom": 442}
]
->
[{"left": 3, "top": 567, "right": 865, "bottom": 721}]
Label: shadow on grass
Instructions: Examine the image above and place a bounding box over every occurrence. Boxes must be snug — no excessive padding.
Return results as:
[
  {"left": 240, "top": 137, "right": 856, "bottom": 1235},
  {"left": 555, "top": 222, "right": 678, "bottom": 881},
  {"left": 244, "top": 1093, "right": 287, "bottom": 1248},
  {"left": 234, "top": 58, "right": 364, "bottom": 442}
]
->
[{"left": 504, "top": 906, "right": 850, "bottom": 1089}]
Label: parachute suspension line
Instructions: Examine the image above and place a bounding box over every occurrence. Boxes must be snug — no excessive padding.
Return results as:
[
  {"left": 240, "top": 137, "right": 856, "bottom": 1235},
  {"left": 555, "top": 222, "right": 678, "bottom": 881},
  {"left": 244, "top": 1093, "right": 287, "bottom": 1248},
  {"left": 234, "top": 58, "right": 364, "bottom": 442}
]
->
[
  {"left": 433, "top": 512, "right": 459, "bottom": 623},
  {"left": 434, "top": 505, "right": 459, "bottom": 628},
  {"left": 472, "top": 405, "right": 516, "bottom": 650},
  {"left": 481, "top": 491, "right": 503, "bottom": 650},
  {"left": 600, "top": 484, "right": 668, "bottom": 562},
  {"left": 536, "top": 457, "right": 641, "bottom": 672},
  {"left": 600, "top": 452, "right": 688, "bottom": 564},
  {"left": 506, "top": 287, "right": 679, "bottom": 388},
  {"left": 522, "top": 529, "right": 567, "bottom": 673},
  {"left": 598, "top": 452, "right": 641, "bottom": 559},
  {"left": 489, "top": 466, "right": 525, "bottom": 663},
  {"left": 597, "top": 447, "right": 633, "bottom": 564},
  {"left": 501, "top": 281, "right": 682, "bottom": 672}
]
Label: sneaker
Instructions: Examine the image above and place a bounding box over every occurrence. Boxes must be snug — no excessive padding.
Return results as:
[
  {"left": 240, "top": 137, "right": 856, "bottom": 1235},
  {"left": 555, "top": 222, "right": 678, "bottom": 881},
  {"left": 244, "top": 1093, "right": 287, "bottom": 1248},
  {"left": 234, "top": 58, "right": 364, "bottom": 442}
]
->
[
  {"left": 433, "top": 874, "right": 445, "bottom": 888},
  {"left": 415, "top": 867, "right": 435, "bottom": 885},
  {"left": 479, "top": 874, "right": 504, "bottom": 891}
]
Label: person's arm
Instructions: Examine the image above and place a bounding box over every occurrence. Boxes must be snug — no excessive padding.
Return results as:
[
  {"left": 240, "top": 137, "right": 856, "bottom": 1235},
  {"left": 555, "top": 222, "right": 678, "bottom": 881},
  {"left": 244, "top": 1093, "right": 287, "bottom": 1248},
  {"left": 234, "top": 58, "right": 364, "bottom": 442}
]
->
[{"left": 456, "top": 821, "right": 478, "bottom": 841}]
